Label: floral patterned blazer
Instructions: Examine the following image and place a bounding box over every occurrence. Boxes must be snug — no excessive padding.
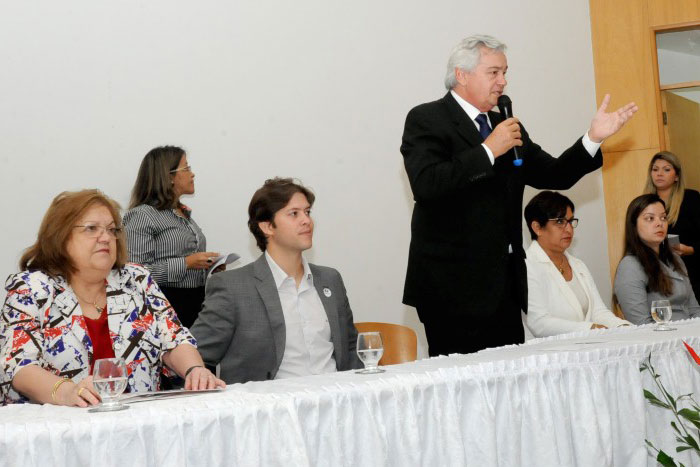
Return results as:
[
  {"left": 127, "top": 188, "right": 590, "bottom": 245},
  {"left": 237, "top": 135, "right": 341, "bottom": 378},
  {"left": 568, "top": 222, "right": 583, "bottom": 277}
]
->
[{"left": 0, "top": 263, "right": 197, "bottom": 404}]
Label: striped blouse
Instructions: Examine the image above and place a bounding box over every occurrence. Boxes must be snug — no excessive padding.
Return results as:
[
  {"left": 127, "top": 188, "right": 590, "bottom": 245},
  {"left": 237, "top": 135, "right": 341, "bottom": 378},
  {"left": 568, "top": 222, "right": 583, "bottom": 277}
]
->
[{"left": 123, "top": 204, "right": 208, "bottom": 288}]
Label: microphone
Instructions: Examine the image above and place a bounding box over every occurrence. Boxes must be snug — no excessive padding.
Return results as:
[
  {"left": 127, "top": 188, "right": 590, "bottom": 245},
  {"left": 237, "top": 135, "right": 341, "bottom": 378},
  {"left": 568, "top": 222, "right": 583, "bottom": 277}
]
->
[{"left": 497, "top": 94, "right": 523, "bottom": 167}]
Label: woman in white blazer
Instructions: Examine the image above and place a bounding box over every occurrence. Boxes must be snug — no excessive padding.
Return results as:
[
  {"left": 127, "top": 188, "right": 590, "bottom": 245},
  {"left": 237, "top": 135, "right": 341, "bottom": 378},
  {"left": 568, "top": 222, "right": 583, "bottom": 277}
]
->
[{"left": 524, "top": 191, "right": 630, "bottom": 337}]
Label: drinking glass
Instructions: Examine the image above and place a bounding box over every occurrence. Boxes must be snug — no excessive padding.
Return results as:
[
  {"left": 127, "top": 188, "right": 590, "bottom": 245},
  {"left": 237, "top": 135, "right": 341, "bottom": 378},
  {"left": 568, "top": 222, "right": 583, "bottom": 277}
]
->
[
  {"left": 89, "top": 358, "right": 129, "bottom": 412},
  {"left": 356, "top": 332, "right": 386, "bottom": 374},
  {"left": 651, "top": 299, "right": 676, "bottom": 331}
]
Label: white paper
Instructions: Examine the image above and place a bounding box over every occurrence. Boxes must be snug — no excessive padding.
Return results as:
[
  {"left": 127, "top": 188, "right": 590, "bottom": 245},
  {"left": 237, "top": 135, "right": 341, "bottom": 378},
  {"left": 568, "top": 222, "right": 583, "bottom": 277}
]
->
[
  {"left": 120, "top": 388, "right": 225, "bottom": 404},
  {"left": 207, "top": 253, "right": 240, "bottom": 279}
]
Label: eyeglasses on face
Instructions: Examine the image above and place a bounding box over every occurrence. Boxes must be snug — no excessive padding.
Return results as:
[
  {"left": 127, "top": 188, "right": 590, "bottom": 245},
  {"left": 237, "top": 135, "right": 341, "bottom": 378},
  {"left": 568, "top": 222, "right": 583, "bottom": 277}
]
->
[
  {"left": 74, "top": 224, "right": 123, "bottom": 238},
  {"left": 170, "top": 165, "right": 192, "bottom": 173},
  {"left": 548, "top": 217, "right": 579, "bottom": 228}
]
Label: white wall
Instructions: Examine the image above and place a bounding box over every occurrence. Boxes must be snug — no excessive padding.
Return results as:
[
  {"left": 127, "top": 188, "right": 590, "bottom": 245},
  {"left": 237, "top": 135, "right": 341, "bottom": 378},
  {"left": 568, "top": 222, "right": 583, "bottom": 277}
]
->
[{"left": 0, "top": 0, "right": 609, "bottom": 357}]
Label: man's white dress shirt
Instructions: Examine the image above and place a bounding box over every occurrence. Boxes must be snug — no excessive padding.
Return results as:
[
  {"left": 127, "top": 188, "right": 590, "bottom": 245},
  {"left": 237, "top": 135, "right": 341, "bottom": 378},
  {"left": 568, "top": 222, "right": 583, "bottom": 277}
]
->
[
  {"left": 448, "top": 90, "right": 601, "bottom": 164},
  {"left": 265, "top": 252, "right": 337, "bottom": 379}
]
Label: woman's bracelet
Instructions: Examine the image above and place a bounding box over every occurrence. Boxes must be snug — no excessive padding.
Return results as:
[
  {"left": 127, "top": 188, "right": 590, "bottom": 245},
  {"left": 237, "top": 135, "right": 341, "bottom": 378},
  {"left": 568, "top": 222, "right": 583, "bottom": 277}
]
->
[
  {"left": 184, "top": 365, "right": 204, "bottom": 378},
  {"left": 51, "top": 377, "right": 71, "bottom": 403}
]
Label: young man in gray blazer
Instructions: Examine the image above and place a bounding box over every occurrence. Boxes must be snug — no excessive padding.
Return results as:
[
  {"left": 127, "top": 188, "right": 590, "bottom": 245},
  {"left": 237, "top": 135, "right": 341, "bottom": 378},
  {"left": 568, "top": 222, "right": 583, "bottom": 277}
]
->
[{"left": 190, "top": 178, "right": 362, "bottom": 384}]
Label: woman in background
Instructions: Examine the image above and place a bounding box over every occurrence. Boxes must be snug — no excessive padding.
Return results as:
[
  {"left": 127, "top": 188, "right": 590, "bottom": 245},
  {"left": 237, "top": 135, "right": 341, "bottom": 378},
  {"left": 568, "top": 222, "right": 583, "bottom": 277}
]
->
[
  {"left": 644, "top": 151, "right": 700, "bottom": 297},
  {"left": 124, "top": 146, "right": 219, "bottom": 328},
  {"left": 0, "top": 189, "right": 223, "bottom": 406},
  {"left": 524, "top": 191, "right": 629, "bottom": 337},
  {"left": 614, "top": 194, "right": 700, "bottom": 325}
]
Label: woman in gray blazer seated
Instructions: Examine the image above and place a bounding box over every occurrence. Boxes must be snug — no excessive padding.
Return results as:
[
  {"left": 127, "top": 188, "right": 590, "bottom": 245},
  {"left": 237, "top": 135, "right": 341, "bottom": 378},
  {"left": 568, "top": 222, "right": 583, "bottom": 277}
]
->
[
  {"left": 614, "top": 194, "right": 700, "bottom": 325},
  {"left": 524, "top": 191, "right": 629, "bottom": 337}
]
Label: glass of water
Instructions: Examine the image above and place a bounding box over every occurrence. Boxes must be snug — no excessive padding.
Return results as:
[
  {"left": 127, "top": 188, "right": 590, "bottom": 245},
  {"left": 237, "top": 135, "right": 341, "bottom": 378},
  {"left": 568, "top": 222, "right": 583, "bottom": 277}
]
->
[
  {"left": 356, "top": 332, "right": 386, "bottom": 374},
  {"left": 651, "top": 299, "right": 676, "bottom": 332},
  {"left": 89, "top": 358, "right": 129, "bottom": 412}
]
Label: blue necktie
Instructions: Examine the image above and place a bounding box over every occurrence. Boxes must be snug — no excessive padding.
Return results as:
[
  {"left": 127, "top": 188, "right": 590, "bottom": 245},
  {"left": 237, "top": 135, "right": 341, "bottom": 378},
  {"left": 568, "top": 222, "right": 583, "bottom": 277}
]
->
[{"left": 475, "top": 113, "right": 492, "bottom": 140}]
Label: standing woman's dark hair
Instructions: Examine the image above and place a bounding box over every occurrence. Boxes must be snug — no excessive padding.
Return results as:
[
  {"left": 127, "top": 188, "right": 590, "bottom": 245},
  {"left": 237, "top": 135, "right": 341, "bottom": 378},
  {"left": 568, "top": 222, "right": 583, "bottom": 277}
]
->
[
  {"left": 129, "top": 146, "right": 184, "bottom": 210},
  {"left": 123, "top": 145, "right": 220, "bottom": 331},
  {"left": 623, "top": 193, "right": 684, "bottom": 295}
]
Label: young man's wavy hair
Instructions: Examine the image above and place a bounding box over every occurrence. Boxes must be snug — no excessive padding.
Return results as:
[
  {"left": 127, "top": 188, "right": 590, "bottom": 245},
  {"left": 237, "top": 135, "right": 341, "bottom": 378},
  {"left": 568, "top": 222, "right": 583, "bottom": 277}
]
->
[{"left": 248, "top": 177, "right": 315, "bottom": 251}]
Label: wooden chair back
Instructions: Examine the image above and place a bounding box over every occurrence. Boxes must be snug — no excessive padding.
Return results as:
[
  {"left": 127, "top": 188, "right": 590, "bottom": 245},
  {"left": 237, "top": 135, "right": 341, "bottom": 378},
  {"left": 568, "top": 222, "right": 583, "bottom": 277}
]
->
[{"left": 354, "top": 322, "right": 417, "bottom": 365}]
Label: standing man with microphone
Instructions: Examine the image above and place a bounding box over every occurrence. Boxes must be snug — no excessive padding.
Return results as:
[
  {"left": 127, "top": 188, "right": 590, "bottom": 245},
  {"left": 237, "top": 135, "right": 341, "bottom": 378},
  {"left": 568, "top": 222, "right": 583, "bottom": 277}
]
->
[{"left": 401, "top": 35, "right": 637, "bottom": 356}]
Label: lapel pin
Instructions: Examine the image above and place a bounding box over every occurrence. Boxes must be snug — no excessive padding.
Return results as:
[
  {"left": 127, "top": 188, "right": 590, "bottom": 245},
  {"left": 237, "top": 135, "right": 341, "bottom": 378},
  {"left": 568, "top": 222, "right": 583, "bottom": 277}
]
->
[{"left": 323, "top": 287, "right": 332, "bottom": 297}]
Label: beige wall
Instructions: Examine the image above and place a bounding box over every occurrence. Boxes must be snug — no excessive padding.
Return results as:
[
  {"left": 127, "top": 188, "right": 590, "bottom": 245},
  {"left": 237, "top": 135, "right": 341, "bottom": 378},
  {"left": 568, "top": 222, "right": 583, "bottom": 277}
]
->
[
  {"left": 663, "top": 91, "right": 700, "bottom": 190},
  {"left": 589, "top": 0, "right": 700, "bottom": 285}
]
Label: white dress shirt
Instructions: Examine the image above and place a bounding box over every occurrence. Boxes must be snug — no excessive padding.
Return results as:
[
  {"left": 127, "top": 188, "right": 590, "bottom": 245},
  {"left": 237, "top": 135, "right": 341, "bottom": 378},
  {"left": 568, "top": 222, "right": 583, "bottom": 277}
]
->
[
  {"left": 566, "top": 271, "right": 589, "bottom": 313},
  {"left": 449, "top": 90, "right": 601, "bottom": 165},
  {"left": 265, "top": 252, "right": 337, "bottom": 379}
]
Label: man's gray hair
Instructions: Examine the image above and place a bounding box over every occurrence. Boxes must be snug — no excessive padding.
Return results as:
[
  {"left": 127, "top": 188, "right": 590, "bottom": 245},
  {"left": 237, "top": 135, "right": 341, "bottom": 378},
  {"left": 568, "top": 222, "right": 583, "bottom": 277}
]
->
[{"left": 444, "top": 35, "right": 507, "bottom": 90}]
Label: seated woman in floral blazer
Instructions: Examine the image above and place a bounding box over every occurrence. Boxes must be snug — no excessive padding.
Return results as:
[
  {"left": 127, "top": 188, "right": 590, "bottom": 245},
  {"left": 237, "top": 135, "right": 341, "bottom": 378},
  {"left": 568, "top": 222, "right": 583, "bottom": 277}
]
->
[{"left": 0, "top": 189, "right": 225, "bottom": 406}]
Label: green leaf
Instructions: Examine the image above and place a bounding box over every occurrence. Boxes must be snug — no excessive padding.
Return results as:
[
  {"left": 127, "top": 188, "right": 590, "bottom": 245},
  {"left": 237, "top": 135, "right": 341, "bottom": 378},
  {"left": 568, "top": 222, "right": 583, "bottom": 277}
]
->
[
  {"left": 676, "top": 446, "right": 693, "bottom": 453},
  {"left": 678, "top": 408, "right": 700, "bottom": 422},
  {"left": 682, "top": 434, "right": 699, "bottom": 450},
  {"left": 660, "top": 385, "right": 677, "bottom": 410},
  {"left": 670, "top": 421, "right": 682, "bottom": 436},
  {"left": 657, "top": 450, "right": 678, "bottom": 467},
  {"left": 645, "top": 390, "right": 672, "bottom": 409}
]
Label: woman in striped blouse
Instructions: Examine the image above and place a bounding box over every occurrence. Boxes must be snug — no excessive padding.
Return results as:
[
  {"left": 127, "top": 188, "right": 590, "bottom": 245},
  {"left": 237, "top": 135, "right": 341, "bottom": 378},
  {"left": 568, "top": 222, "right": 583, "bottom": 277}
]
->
[{"left": 124, "top": 146, "right": 219, "bottom": 328}]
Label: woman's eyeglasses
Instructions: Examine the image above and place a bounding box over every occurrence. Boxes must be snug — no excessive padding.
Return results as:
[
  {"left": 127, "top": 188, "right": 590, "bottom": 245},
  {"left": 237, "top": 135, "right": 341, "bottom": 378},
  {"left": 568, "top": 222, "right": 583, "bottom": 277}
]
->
[
  {"left": 170, "top": 165, "right": 192, "bottom": 173},
  {"left": 548, "top": 217, "right": 579, "bottom": 228},
  {"left": 74, "top": 224, "right": 123, "bottom": 238}
]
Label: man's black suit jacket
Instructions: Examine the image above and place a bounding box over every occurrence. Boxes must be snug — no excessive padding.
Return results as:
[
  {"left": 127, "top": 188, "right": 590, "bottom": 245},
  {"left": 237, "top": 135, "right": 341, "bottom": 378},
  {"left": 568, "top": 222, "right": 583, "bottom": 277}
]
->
[{"left": 400, "top": 92, "right": 603, "bottom": 321}]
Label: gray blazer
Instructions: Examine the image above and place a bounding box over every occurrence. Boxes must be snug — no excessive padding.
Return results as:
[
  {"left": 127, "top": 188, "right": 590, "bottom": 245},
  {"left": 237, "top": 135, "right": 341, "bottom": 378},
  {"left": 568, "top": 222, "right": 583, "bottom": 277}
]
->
[
  {"left": 190, "top": 255, "right": 362, "bottom": 384},
  {"left": 614, "top": 255, "right": 700, "bottom": 325}
]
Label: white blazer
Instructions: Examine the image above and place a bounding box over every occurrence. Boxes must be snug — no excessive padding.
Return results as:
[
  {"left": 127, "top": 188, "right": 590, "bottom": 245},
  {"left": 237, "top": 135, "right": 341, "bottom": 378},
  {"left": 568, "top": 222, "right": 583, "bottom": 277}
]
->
[{"left": 525, "top": 241, "right": 630, "bottom": 337}]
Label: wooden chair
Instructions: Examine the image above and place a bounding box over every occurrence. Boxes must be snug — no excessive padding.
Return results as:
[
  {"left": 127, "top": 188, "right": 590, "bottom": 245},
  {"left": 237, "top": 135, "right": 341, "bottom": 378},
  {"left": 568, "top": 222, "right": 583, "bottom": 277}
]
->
[
  {"left": 355, "top": 322, "right": 417, "bottom": 365},
  {"left": 611, "top": 294, "right": 626, "bottom": 320}
]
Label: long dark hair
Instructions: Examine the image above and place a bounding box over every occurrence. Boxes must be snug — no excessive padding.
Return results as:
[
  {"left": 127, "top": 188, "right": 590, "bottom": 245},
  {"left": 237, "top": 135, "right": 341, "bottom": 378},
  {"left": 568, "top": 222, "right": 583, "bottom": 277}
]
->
[
  {"left": 129, "top": 146, "right": 185, "bottom": 210},
  {"left": 622, "top": 194, "right": 684, "bottom": 295}
]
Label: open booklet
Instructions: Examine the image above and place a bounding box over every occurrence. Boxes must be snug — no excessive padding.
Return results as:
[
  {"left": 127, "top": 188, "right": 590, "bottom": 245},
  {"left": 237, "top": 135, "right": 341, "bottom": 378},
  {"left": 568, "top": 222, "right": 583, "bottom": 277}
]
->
[
  {"left": 207, "top": 253, "right": 240, "bottom": 279},
  {"left": 120, "top": 388, "right": 225, "bottom": 404}
]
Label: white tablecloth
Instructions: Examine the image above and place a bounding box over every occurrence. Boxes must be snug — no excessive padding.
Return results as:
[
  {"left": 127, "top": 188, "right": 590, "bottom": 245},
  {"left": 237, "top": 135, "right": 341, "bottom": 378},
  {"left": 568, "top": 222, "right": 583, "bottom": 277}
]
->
[{"left": 2, "top": 320, "right": 700, "bottom": 467}]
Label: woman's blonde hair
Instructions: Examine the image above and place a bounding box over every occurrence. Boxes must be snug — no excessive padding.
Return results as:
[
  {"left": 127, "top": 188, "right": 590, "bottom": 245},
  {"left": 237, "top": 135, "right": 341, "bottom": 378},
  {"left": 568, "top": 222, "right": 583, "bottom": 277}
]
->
[
  {"left": 643, "top": 151, "right": 685, "bottom": 225},
  {"left": 20, "top": 189, "right": 127, "bottom": 279}
]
